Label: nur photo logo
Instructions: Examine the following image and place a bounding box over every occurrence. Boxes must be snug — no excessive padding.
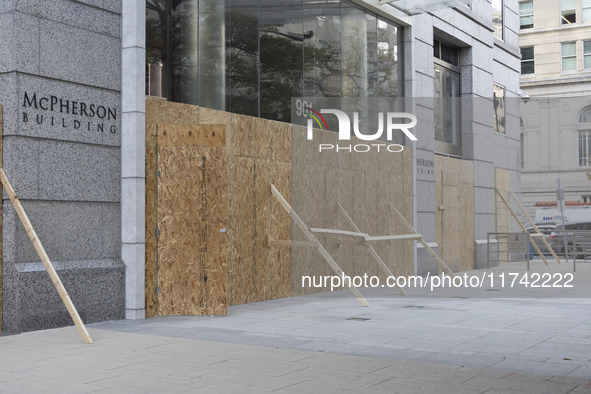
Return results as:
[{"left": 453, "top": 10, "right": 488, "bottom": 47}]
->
[{"left": 295, "top": 99, "right": 418, "bottom": 153}]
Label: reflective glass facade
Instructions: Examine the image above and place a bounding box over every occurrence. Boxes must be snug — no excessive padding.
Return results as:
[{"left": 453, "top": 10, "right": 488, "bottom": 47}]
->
[{"left": 146, "top": 0, "right": 402, "bottom": 122}]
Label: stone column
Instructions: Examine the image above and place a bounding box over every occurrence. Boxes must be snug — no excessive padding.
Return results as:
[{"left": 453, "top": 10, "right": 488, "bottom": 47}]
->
[
  {"left": 121, "top": 0, "right": 146, "bottom": 320},
  {"left": 0, "top": 1, "right": 125, "bottom": 333}
]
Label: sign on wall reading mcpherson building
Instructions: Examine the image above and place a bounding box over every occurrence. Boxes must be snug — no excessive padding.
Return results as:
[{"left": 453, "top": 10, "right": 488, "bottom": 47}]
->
[{"left": 22, "top": 91, "right": 118, "bottom": 134}]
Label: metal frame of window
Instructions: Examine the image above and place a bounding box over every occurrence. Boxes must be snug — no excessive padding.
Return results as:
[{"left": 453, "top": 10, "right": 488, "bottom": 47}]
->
[
  {"left": 519, "top": 1, "right": 533, "bottom": 29},
  {"left": 562, "top": 41, "right": 577, "bottom": 71}
]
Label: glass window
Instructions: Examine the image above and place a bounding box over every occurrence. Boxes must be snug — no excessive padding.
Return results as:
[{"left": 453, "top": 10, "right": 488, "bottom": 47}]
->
[
  {"left": 434, "top": 63, "right": 461, "bottom": 150},
  {"left": 199, "top": 1, "right": 226, "bottom": 110},
  {"left": 579, "top": 105, "right": 591, "bottom": 123},
  {"left": 584, "top": 0, "right": 591, "bottom": 22},
  {"left": 376, "top": 18, "right": 400, "bottom": 97},
  {"left": 434, "top": 39, "right": 459, "bottom": 66},
  {"left": 492, "top": 0, "right": 504, "bottom": 40},
  {"left": 259, "top": 1, "right": 304, "bottom": 121},
  {"left": 493, "top": 83, "right": 505, "bottom": 134},
  {"left": 579, "top": 130, "right": 591, "bottom": 166},
  {"left": 147, "top": 0, "right": 403, "bottom": 123},
  {"left": 561, "top": 0, "right": 576, "bottom": 24},
  {"left": 578, "top": 106, "right": 591, "bottom": 166},
  {"left": 146, "top": 0, "right": 199, "bottom": 104},
  {"left": 521, "top": 46, "right": 535, "bottom": 74},
  {"left": 584, "top": 41, "right": 591, "bottom": 69},
  {"left": 562, "top": 42, "right": 577, "bottom": 71},
  {"left": 303, "top": 4, "right": 342, "bottom": 98},
  {"left": 520, "top": 1, "right": 533, "bottom": 29},
  {"left": 226, "top": 0, "right": 259, "bottom": 117}
]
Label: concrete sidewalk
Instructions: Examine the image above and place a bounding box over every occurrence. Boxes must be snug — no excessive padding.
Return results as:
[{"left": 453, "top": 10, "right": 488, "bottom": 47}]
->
[
  {"left": 1, "top": 289, "right": 591, "bottom": 393},
  {"left": 0, "top": 324, "right": 589, "bottom": 393}
]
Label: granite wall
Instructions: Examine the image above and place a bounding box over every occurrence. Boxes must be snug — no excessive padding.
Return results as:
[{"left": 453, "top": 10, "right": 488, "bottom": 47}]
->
[{"left": 0, "top": 1, "right": 124, "bottom": 333}]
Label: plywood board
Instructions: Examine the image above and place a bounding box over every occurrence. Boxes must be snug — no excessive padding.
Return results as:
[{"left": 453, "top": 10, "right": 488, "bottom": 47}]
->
[
  {"left": 200, "top": 107, "right": 231, "bottom": 126},
  {"left": 157, "top": 146, "right": 204, "bottom": 315},
  {"left": 146, "top": 124, "right": 157, "bottom": 148},
  {"left": 157, "top": 124, "right": 225, "bottom": 147},
  {"left": 146, "top": 98, "right": 200, "bottom": 125},
  {"left": 251, "top": 118, "right": 272, "bottom": 160},
  {"left": 271, "top": 121, "right": 291, "bottom": 163},
  {"left": 436, "top": 156, "right": 475, "bottom": 273},
  {"left": 200, "top": 146, "right": 228, "bottom": 315},
  {"left": 145, "top": 145, "right": 158, "bottom": 318},
  {"left": 156, "top": 146, "right": 228, "bottom": 315},
  {"left": 270, "top": 161, "right": 291, "bottom": 299},
  {"left": 254, "top": 160, "right": 272, "bottom": 302},
  {"left": 227, "top": 156, "right": 256, "bottom": 305},
  {"left": 229, "top": 114, "right": 253, "bottom": 157}
]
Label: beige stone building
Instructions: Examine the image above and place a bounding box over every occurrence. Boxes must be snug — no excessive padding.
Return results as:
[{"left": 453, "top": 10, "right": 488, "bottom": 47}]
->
[{"left": 519, "top": 0, "right": 591, "bottom": 215}]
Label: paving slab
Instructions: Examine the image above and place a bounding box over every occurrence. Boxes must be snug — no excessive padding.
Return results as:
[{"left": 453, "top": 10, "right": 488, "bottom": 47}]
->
[{"left": 0, "top": 292, "right": 590, "bottom": 392}]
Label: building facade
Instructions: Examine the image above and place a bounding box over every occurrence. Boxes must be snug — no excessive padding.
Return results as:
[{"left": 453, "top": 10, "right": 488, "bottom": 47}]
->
[
  {"left": 0, "top": 0, "right": 521, "bottom": 332},
  {"left": 519, "top": 0, "right": 591, "bottom": 215}
]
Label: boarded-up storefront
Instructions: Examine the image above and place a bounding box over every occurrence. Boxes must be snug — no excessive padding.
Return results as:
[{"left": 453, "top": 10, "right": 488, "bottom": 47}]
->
[{"left": 145, "top": 98, "right": 414, "bottom": 316}]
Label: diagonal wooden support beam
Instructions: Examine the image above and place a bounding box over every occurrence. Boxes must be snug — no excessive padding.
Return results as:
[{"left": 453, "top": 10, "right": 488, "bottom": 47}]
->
[
  {"left": 389, "top": 203, "right": 456, "bottom": 277},
  {"left": 271, "top": 185, "right": 369, "bottom": 306},
  {"left": 337, "top": 204, "right": 407, "bottom": 295},
  {"left": 0, "top": 169, "right": 92, "bottom": 344},
  {"left": 495, "top": 188, "right": 549, "bottom": 266},
  {"left": 508, "top": 190, "right": 561, "bottom": 264}
]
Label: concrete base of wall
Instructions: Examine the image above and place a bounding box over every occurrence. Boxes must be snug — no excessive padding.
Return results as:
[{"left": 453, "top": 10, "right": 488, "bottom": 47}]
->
[
  {"left": 474, "top": 240, "right": 498, "bottom": 269},
  {"left": 2, "top": 259, "right": 124, "bottom": 334},
  {"left": 416, "top": 243, "right": 440, "bottom": 276}
]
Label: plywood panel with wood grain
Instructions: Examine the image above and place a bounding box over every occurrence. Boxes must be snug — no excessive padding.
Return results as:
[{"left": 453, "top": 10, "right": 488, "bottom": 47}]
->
[
  {"left": 156, "top": 145, "right": 228, "bottom": 315},
  {"left": 158, "top": 124, "right": 225, "bottom": 147},
  {"left": 436, "top": 156, "right": 474, "bottom": 273},
  {"left": 146, "top": 99, "right": 294, "bottom": 313},
  {"left": 270, "top": 161, "right": 291, "bottom": 299},
  {"left": 146, "top": 98, "right": 200, "bottom": 125},
  {"left": 227, "top": 156, "right": 256, "bottom": 305},
  {"left": 145, "top": 145, "right": 158, "bottom": 318},
  {"left": 200, "top": 146, "right": 228, "bottom": 315}
]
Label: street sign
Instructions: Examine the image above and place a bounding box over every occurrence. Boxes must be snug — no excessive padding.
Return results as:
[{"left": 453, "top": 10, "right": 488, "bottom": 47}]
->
[{"left": 506, "top": 232, "right": 529, "bottom": 253}]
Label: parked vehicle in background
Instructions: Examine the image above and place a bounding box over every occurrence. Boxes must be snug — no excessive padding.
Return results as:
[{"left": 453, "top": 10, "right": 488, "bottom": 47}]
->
[
  {"left": 525, "top": 222, "right": 558, "bottom": 255},
  {"left": 549, "top": 221, "right": 591, "bottom": 259},
  {"left": 535, "top": 202, "right": 591, "bottom": 224}
]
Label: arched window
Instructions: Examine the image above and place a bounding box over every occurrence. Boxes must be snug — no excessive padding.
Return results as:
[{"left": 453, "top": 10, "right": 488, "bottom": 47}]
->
[
  {"left": 578, "top": 105, "right": 591, "bottom": 167},
  {"left": 579, "top": 106, "right": 591, "bottom": 124}
]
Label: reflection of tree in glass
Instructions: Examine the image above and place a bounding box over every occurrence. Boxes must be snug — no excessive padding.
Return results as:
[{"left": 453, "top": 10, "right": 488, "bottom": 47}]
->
[
  {"left": 226, "top": 11, "right": 259, "bottom": 117},
  {"left": 227, "top": 11, "right": 339, "bottom": 121},
  {"left": 146, "top": 0, "right": 198, "bottom": 104}
]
